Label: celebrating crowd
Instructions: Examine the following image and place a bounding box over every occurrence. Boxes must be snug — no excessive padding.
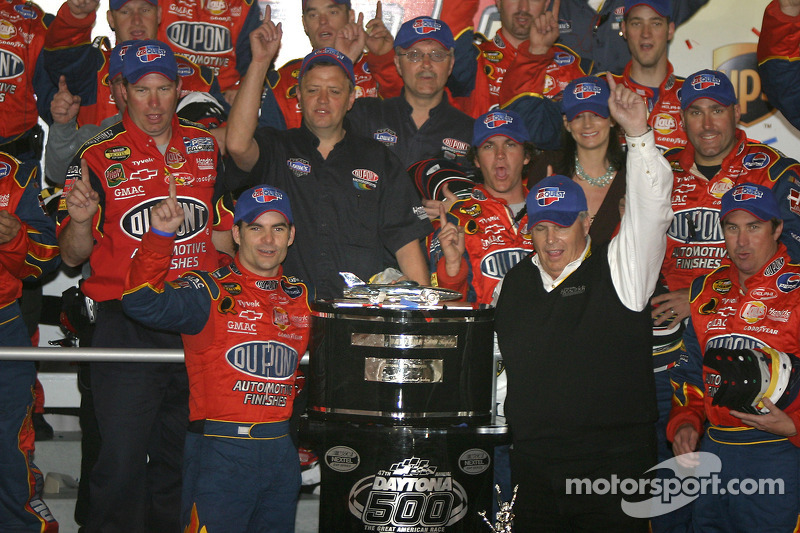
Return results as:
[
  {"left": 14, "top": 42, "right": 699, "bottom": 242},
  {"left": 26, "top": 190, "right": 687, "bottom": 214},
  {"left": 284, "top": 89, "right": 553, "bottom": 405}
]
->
[{"left": 4, "top": 0, "right": 800, "bottom": 531}]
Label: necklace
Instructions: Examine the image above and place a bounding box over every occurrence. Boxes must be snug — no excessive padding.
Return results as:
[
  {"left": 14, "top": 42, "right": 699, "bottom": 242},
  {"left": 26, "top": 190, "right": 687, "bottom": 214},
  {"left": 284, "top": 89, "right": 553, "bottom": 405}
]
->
[{"left": 574, "top": 155, "right": 615, "bottom": 187}]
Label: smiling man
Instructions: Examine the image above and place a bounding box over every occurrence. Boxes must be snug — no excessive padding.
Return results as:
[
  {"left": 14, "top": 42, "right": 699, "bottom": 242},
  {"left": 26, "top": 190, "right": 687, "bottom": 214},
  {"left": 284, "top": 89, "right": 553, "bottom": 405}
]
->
[
  {"left": 668, "top": 183, "right": 800, "bottom": 532},
  {"left": 493, "top": 76, "right": 673, "bottom": 531},
  {"left": 226, "top": 15, "right": 432, "bottom": 299},
  {"left": 57, "top": 39, "right": 231, "bottom": 532},
  {"left": 122, "top": 184, "right": 310, "bottom": 533}
]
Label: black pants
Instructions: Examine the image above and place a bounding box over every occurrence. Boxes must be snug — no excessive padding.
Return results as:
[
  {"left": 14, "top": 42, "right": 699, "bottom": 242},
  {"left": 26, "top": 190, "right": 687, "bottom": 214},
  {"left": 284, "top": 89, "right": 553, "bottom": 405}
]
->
[
  {"left": 86, "top": 302, "right": 188, "bottom": 533},
  {"left": 510, "top": 426, "right": 656, "bottom": 533}
]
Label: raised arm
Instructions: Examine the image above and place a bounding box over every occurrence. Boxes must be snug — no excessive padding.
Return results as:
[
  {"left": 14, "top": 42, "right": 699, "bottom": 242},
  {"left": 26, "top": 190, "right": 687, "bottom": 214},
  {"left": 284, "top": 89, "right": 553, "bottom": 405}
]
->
[{"left": 57, "top": 158, "right": 98, "bottom": 267}]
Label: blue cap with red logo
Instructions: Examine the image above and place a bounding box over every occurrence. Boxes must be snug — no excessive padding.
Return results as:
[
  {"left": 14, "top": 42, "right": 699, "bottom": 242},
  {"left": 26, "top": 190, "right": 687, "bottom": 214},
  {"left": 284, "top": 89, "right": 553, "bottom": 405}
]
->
[
  {"left": 302, "top": 0, "right": 350, "bottom": 8},
  {"left": 527, "top": 175, "right": 588, "bottom": 228},
  {"left": 680, "top": 69, "right": 737, "bottom": 109},
  {"left": 562, "top": 76, "right": 610, "bottom": 121},
  {"left": 624, "top": 0, "right": 670, "bottom": 17},
  {"left": 123, "top": 40, "right": 177, "bottom": 83},
  {"left": 234, "top": 185, "right": 294, "bottom": 225},
  {"left": 394, "top": 16, "right": 455, "bottom": 50},
  {"left": 109, "top": 41, "right": 135, "bottom": 81},
  {"left": 721, "top": 183, "right": 780, "bottom": 222},
  {"left": 299, "top": 47, "right": 355, "bottom": 85},
  {"left": 473, "top": 110, "right": 530, "bottom": 148},
  {"left": 110, "top": 0, "right": 156, "bottom": 11}
]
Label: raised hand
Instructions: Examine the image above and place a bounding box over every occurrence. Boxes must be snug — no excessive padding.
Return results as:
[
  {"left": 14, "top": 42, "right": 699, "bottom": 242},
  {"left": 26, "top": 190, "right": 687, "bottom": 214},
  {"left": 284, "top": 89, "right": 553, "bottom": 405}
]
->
[
  {"left": 606, "top": 72, "right": 648, "bottom": 137},
  {"left": 51, "top": 75, "right": 81, "bottom": 125},
  {"left": 529, "top": 0, "right": 560, "bottom": 55},
  {"left": 437, "top": 203, "right": 465, "bottom": 276},
  {"left": 65, "top": 159, "right": 100, "bottom": 225},
  {"left": 0, "top": 210, "right": 21, "bottom": 245},
  {"left": 365, "top": 2, "right": 393, "bottom": 56},
  {"left": 335, "top": 10, "right": 367, "bottom": 64},
  {"left": 67, "top": 0, "right": 99, "bottom": 18},
  {"left": 249, "top": 5, "right": 282, "bottom": 65},
  {"left": 150, "top": 174, "right": 184, "bottom": 235}
]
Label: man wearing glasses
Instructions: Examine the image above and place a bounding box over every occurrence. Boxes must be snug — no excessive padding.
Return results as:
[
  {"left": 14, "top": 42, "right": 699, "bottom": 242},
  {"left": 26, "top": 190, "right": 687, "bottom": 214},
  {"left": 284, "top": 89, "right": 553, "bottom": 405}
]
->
[{"left": 345, "top": 16, "right": 475, "bottom": 169}]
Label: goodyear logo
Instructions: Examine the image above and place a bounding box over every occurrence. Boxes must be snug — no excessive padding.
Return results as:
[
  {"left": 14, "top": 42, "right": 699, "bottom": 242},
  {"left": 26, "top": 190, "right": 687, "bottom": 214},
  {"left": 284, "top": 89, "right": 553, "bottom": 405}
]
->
[
  {"left": 225, "top": 341, "right": 298, "bottom": 380},
  {"left": 777, "top": 272, "right": 800, "bottom": 292},
  {"left": 742, "top": 152, "right": 770, "bottom": 170},
  {"left": 166, "top": 22, "right": 232, "bottom": 54},
  {"left": 668, "top": 208, "right": 724, "bottom": 243},
  {"left": 535, "top": 187, "right": 565, "bottom": 206},
  {"left": 480, "top": 248, "right": 529, "bottom": 280},
  {"left": 412, "top": 18, "right": 441, "bottom": 34},
  {"left": 573, "top": 82, "right": 601, "bottom": 100},
  {"left": 0, "top": 48, "right": 24, "bottom": 80},
  {"left": 120, "top": 196, "right": 208, "bottom": 242},
  {"left": 713, "top": 43, "right": 775, "bottom": 126}
]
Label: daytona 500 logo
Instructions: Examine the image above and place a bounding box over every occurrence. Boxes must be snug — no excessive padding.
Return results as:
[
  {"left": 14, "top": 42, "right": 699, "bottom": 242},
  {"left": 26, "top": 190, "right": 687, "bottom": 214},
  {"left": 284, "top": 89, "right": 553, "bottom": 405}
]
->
[{"left": 348, "top": 457, "right": 467, "bottom": 530}]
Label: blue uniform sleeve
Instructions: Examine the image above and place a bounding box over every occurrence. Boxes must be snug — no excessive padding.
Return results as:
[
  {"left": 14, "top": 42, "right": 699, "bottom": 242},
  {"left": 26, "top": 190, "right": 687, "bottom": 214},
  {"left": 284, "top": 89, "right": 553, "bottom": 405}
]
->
[
  {"left": 257, "top": 72, "right": 288, "bottom": 130},
  {"left": 446, "top": 30, "right": 479, "bottom": 98},
  {"left": 235, "top": 0, "right": 261, "bottom": 79},
  {"left": 768, "top": 153, "right": 800, "bottom": 262},
  {"left": 670, "top": 275, "right": 707, "bottom": 406},
  {"left": 671, "top": 0, "right": 710, "bottom": 25}
]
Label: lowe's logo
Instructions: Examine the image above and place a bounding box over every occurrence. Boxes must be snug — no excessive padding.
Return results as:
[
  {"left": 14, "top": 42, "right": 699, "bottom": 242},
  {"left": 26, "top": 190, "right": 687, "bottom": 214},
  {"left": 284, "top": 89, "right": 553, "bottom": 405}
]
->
[
  {"left": 165, "top": 22, "right": 232, "bottom": 54},
  {"left": 120, "top": 197, "right": 208, "bottom": 242},
  {"left": 226, "top": 341, "right": 298, "bottom": 380},
  {"left": 0, "top": 49, "right": 24, "bottom": 80}
]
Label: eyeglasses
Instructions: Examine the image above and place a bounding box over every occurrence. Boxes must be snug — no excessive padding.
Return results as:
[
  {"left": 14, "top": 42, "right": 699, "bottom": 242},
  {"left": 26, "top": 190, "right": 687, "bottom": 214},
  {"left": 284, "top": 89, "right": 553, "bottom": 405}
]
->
[{"left": 397, "top": 50, "right": 452, "bottom": 63}]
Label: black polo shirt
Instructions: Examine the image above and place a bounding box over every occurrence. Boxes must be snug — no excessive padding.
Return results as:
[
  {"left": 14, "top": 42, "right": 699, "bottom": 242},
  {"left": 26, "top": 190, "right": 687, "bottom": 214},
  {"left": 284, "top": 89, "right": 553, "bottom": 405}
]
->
[
  {"left": 224, "top": 124, "right": 433, "bottom": 299},
  {"left": 347, "top": 91, "right": 475, "bottom": 172}
]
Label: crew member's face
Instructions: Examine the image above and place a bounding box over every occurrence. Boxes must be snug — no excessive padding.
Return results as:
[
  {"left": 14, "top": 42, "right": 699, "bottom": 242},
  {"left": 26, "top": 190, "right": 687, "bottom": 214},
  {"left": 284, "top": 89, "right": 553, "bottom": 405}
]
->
[
  {"left": 682, "top": 98, "right": 740, "bottom": 166},
  {"left": 474, "top": 135, "right": 529, "bottom": 202},
  {"left": 233, "top": 211, "right": 295, "bottom": 278},
  {"left": 565, "top": 112, "right": 613, "bottom": 151},
  {"left": 531, "top": 216, "right": 591, "bottom": 279},
  {"left": 297, "top": 65, "right": 355, "bottom": 135},
  {"left": 495, "top": 0, "right": 547, "bottom": 43},
  {"left": 107, "top": 0, "right": 160, "bottom": 42},
  {"left": 302, "top": 0, "right": 350, "bottom": 50},
  {"left": 622, "top": 5, "right": 674, "bottom": 69},
  {"left": 394, "top": 40, "right": 453, "bottom": 101},
  {"left": 122, "top": 74, "right": 181, "bottom": 145},
  {"left": 110, "top": 77, "right": 127, "bottom": 113},
  {"left": 723, "top": 210, "right": 781, "bottom": 285}
]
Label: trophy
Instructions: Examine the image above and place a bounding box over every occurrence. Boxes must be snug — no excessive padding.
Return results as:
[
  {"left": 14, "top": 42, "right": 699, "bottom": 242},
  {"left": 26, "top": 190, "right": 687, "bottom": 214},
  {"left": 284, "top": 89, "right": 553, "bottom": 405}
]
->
[{"left": 479, "top": 484, "right": 517, "bottom": 532}]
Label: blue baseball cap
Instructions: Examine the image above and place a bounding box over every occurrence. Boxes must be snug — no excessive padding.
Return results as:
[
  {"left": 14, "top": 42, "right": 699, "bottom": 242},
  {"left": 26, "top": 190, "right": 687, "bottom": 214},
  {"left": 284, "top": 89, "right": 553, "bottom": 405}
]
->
[
  {"left": 562, "top": 76, "right": 610, "bottom": 121},
  {"left": 234, "top": 186, "right": 293, "bottom": 225},
  {"left": 721, "top": 183, "right": 780, "bottom": 222},
  {"left": 624, "top": 0, "right": 670, "bottom": 17},
  {"left": 123, "top": 40, "right": 177, "bottom": 84},
  {"left": 680, "top": 69, "right": 737, "bottom": 109},
  {"left": 473, "top": 110, "right": 530, "bottom": 147},
  {"left": 394, "top": 17, "right": 455, "bottom": 50},
  {"left": 110, "top": 0, "right": 156, "bottom": 11},
  {"left": 302, "top": 0, "right": 350, "bottom": 9},
  {"left": 299, "top": 47, "right": 355, "bottom": 86},
  {"left": 527, "top": 175, "right": 588, "bottom": 228},
  {"left": 109, "top": 41, "right": 135, "bottom": 81}
]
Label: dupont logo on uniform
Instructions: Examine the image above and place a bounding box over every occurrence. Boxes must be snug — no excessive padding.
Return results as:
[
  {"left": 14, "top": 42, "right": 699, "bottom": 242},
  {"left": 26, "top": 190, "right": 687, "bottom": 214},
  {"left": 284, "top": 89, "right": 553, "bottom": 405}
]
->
[
  {"left": 483, "top": 112, "right": 512, "bottom": 129},
  {"left": 251, "top": 187, "right": 282, "bottom": 204},
  {"left": 121, "top": 197, "right": 208, "bottom": 242},
  {"left": 352, "top": 169, "right": 379, "bottom": 190},
  {"left": 731, "top": 185, "right": 763, "bottom": 202},
  {"left": 690, "top": 73, "right": 720, "bottom": 91},
  {"left": 136, "top": 44, "right": 167, "bottom": 62},
  {"left": 573, "top": 82, "right": 601, "bottom": 99},
  {"left": 480, "top": 248, "right": 529, "bottom": 280},
  {"left": 226, "top": 341, "right": 298, "bottom": 380},
  {"left": 536, "top": 187, "right": 566, "bottom": 206},
  {"left": 165, "top": 22, "right": 233, "bottom": 54},
  {"left": 0, "top": 49, "right": 24, "bottom": 80},
  {"left": 443, "top": 138, "right": 469, "bottom": 153},
  {"left": 413, "top": 18, "right": 441, "bottom": 34}
]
